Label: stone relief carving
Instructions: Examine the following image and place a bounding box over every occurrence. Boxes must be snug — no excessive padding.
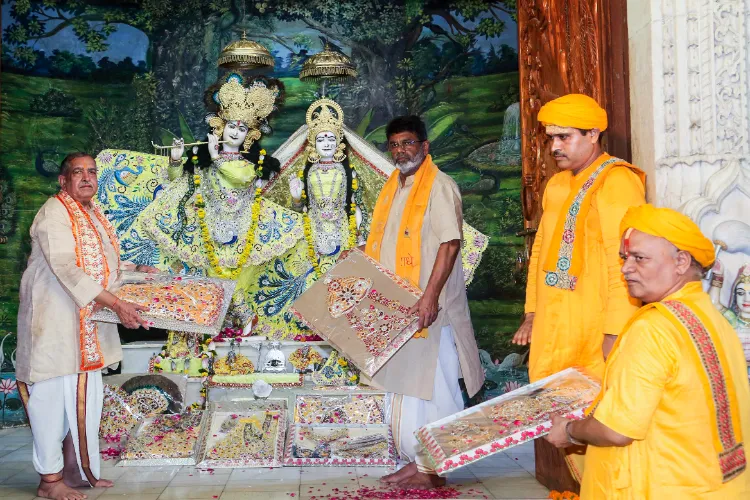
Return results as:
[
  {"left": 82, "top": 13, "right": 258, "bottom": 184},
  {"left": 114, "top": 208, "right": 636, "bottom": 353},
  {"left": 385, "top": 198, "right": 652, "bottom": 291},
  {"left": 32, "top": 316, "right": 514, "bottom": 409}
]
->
[
  {"left": 713, "top": 0, "right": 747, "bottom": 154},
  {"left": 681, "top": 158, "right": 750, "bottom": 347},
  {"left": 658, "top": 0, "right": 747, "bottom": 164},
  {"left": 661, "top": 0, "right": 678, "bottom": 158}
]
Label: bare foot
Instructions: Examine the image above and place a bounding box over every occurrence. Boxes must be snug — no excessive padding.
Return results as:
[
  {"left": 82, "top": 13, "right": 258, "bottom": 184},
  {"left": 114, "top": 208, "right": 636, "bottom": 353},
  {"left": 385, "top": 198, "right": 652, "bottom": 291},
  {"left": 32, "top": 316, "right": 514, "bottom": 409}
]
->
[
  {"left": 62, "top": 467, "right": 89, "bottom": 489},
  {"left": 37, "top": 479, "right": 89, "bottom": 500},
  {"left": 62, "top": 433, "right": 89, "bottom": 489},
  {"left": 91, "top": 479, "right": 114, "bottom": 488},
  {"left": 380, "top": 462, "right": 417, "bottom": 483},
  {"left": 395, "top": 471, "right": 446, "bottom": 490}
]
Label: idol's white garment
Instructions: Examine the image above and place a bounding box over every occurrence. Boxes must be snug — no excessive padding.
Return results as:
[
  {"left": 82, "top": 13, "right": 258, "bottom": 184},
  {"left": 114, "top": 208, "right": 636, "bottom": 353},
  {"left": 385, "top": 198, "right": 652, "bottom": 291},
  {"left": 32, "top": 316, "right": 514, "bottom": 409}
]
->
[
  {"left": 387, "top": 325, "right": 464, "bottom": 473},
  {"left": 22, "top": 371, "right": 103, "bottom": 484}
]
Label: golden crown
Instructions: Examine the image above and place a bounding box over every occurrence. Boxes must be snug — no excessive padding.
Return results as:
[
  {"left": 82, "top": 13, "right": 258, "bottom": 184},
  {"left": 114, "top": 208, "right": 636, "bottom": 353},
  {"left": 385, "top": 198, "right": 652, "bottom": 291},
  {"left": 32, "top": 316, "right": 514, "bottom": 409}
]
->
[
  {"left": 306, "top": 98, "right": 345, "bottom": 145},
  {"left": 217, "top": 79, "right": 279, "bottom": 128},
  {"left": 737, "top": 264, "right": 750, "bottom": 284}
]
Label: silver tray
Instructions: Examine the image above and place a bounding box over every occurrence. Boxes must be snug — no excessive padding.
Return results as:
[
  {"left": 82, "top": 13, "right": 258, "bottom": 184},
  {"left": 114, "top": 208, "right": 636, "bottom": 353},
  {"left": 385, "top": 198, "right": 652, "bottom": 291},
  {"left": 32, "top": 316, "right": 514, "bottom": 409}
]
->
[
  {"left": 194, "top": 400, "right": 288, "bottom": 468},
  {"left": 91, "top": 272, "right": 236, "bottom": 335}
]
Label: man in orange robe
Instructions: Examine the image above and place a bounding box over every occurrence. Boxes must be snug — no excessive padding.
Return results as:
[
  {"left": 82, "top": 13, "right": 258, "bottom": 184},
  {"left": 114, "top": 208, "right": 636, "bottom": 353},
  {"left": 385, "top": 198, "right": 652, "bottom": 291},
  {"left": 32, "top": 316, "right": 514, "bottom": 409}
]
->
[
  {"left": 546, "top": 205, "right": 750, "bottom": 499},
  {"left": 513, "top": 94, "right": 646, "bottom": 482},
  {"left": 514, "top": 94, "right": 645, "bottom": 381}
]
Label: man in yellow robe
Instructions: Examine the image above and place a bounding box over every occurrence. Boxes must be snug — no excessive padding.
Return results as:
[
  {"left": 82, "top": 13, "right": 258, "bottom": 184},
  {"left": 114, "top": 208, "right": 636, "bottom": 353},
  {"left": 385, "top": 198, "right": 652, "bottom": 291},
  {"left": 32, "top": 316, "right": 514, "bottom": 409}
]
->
[
  {"left": 513, "top": 94, "right": 645, "bottom": 382},
  {"left": 546, "top": 204, "right": 750, "bottom": 499},
  {"left": 513, "top": 94, "right": 646, "bottom": 484}
]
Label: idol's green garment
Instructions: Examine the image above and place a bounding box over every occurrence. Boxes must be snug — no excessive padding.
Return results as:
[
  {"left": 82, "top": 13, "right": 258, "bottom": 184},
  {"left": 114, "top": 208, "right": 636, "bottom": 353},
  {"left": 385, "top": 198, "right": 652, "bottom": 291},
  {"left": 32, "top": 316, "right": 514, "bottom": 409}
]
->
[{"left": 96, "top": 150, "right": 313, "bottom": 338}]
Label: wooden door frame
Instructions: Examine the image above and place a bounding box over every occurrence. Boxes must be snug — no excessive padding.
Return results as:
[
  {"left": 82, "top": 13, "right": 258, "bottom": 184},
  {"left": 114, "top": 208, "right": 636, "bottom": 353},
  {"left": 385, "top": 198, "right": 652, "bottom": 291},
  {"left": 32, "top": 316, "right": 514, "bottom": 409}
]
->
[{"left": 518, "top": 0, "right": 631, "bottom": 238}]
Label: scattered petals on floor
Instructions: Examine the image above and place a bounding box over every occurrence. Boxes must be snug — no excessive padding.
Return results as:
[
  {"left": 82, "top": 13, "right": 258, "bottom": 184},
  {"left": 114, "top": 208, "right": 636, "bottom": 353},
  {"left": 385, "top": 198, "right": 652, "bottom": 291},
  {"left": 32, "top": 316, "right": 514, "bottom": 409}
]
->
[{"left": 301, "top": 485, "right": 470, "bottom": 499}]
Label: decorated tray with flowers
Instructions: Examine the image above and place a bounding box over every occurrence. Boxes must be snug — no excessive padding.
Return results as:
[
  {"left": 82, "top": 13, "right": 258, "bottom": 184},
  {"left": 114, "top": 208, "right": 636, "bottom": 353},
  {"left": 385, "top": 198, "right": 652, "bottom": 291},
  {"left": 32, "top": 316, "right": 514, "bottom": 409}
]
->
[
  {"left": 293, "top": 393, "right": 386, "bottom": 425},
  {"left": 91, "top": 271, "right": 236, "bottom": 335},
  {"left": 117, "top": 412, "right": 203, "bottom": 466},
  {"left": 194, "top": 400, "right": 287, "bottom": 468},
  {"left": 99, "top": 373, "right": 189, "bottom": 458},
  {"left": 284, "top": 423, "right": 396, "bottom": 467},
  {"left": 416, "top": 367, "right": 600, "bottom": 476}
]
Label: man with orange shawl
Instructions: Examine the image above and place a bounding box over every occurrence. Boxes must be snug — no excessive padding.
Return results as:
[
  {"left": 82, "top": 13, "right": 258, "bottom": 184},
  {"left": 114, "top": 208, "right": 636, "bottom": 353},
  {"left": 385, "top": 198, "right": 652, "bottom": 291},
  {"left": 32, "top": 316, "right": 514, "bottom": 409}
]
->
[
  {"left": 546, "top": 204, "right": 750, "bottom": 498},
  {"left": 364, "top": 116, "right": 484, "bottom": 489},
  {"left": 16, "top": 153, "right": 155, "bottom": 500},
  {"left": 512, "top": 94, "right": 646, "bottom": 483}
]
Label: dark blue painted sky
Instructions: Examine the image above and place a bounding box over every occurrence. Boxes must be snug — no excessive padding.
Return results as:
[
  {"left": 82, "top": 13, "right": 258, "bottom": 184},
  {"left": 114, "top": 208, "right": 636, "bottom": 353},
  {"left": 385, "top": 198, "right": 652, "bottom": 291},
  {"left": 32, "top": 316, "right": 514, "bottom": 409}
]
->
[
  {"left": 1, "top": 2, "right": 516, "bottom": 65},
  {"left": 1, "top": 3, "right": 149, "bottom": 63}
]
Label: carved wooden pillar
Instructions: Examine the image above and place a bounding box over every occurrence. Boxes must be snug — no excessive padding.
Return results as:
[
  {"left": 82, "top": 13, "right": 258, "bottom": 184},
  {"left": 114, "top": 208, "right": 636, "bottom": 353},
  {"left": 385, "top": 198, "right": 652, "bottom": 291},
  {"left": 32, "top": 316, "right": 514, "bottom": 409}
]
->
[
  {"left": 519, "top": 0, "right": 631, "bottom": 239},
  {"left": 517, "top": 0, "right": 631, "bottom": 493}
]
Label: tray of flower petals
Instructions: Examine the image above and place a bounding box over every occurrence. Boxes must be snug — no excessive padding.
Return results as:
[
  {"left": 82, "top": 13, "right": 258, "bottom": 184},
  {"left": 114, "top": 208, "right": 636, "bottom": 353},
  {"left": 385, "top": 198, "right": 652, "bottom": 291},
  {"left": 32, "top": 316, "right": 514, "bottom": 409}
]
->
[
  {"left": 416, "top": 367, "right": 600, "bottom": 475},
  {"left": 284, "top": 423, "right": 396, "bottom": 467},
  {"left": 194, "top": 400, "right": 287, "bottom": 468},
  {"left": 117, "top": 412, "right": 203, "bottom": 466},
  {"left": 91, "top": 271, "right": 236, "bottom": 335}
]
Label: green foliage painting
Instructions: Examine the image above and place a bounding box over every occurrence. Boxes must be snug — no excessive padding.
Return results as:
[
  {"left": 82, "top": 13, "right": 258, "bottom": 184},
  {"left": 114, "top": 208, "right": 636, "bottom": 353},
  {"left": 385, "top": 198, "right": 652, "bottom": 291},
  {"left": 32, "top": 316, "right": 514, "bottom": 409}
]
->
[{"left": 1, "top": 0, "right": 525, "bottom": 363}]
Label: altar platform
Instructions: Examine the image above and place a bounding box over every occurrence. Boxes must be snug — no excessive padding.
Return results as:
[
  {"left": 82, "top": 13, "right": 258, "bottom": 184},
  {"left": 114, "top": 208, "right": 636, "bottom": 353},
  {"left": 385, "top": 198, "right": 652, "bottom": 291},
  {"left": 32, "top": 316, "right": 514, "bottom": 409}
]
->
[{"left": 0, "top": 426, "right": 550, "bottom": 500}]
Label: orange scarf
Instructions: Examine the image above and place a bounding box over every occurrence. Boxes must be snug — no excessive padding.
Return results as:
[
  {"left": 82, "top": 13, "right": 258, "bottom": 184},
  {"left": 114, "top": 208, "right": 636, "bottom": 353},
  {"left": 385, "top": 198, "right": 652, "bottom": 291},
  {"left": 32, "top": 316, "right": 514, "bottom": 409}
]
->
[
  {"left": 588, "top": 298, "right": 746, "bottom": 483},
  {"left": 543, "top": 154, "right": 644, "bottom": 291},
  {"left": 366, "top": 155, "right": 439, "bottom": 338},
  {"left": 57, "top": 191, "right": 121, "bottom": 371}
]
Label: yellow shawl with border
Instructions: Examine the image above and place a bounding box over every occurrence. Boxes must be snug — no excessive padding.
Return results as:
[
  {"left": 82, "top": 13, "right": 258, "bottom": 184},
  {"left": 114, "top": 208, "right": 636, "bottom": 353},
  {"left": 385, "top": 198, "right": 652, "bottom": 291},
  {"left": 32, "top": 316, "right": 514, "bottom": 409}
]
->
[
  {"left": 542, "top": 154, "right": 645, "bottom": 291},
  {"left": 588, "top": 297, "right": 746, "bottom": 483}
]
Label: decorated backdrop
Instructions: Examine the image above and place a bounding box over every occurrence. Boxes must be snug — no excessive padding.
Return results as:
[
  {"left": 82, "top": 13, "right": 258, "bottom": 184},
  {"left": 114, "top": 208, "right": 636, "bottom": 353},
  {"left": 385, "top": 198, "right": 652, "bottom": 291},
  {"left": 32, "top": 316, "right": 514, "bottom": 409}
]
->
[{"left": 0, "top": 0, "right": 525, "bottom": 384}]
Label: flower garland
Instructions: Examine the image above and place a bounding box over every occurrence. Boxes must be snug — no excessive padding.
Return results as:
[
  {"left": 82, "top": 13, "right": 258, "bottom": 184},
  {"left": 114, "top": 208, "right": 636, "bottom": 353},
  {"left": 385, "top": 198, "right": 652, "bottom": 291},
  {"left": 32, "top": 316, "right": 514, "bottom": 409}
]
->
[
  {"left": 348, "top": 173, "right": 359, "bottom": 249},
  {"left": 195, "top": 150, "right": 266, "bottom": 280},
  {"left": 299, "top": 164, "right": 359, "bottom": 278},
  {"left": 190, "top": 335, "right": 218, "bottom": 410}
]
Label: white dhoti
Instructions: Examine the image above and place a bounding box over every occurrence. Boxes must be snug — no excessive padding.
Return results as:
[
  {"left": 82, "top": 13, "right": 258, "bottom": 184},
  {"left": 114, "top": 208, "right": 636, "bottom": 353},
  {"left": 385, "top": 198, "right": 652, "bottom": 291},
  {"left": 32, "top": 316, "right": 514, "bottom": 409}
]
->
[
  {"left": 18, "top": 371, "right": 103, "bottom": 485},
  {"left": 387, "top": 325, "right": 464, "bottom": 474}
]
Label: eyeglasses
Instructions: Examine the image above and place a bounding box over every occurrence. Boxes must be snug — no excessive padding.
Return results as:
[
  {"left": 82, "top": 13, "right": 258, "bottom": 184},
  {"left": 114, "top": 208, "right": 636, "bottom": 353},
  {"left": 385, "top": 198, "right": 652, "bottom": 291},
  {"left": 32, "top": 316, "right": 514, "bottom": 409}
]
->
[{"left": 387, "top": 139, "right": 424, "bottom": 150}]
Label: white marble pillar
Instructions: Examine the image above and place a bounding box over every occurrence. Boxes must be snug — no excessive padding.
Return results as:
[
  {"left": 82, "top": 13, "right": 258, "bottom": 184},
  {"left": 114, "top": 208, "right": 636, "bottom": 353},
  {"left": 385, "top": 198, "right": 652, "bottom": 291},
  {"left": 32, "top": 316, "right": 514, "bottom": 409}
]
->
[
  {"left": 627, "top": 0, "right": 750, "bottom": 304},
  {"left": 627, "top": 0, "right": 749, "bottom": 206}
]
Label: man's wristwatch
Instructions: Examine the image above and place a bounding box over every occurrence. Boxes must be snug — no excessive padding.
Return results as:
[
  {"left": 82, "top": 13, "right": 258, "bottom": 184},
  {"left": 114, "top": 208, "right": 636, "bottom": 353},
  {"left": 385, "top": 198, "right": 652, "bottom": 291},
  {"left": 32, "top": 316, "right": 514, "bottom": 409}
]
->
[{"left": 565, "top": 421, "right": 585, "bottom": 446}]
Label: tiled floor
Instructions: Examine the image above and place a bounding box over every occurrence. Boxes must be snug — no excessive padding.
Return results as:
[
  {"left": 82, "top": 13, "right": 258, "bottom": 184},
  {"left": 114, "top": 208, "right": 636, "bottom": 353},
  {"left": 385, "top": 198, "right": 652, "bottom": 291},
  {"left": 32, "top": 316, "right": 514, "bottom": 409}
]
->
[{"left": 0, "top": 427, "right": 550, "bottom": 499}]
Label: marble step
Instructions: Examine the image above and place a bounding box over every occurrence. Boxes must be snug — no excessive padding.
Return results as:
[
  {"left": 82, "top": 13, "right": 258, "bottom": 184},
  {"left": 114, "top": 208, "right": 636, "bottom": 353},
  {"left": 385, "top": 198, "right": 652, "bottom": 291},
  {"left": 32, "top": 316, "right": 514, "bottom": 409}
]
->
[{"left": 104, "top": 374, "right": 374, "bottom": 408}]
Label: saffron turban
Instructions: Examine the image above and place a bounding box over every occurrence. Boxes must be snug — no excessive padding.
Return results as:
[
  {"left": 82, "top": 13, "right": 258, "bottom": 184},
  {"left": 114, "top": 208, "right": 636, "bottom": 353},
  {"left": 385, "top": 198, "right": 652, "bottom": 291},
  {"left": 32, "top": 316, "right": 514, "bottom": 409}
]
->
[
  {"left": 620, "top": 204, "right": 715, "bottom": 268},
  {"left": 537, "top": 94, "right": 608, "bottom": 131}
]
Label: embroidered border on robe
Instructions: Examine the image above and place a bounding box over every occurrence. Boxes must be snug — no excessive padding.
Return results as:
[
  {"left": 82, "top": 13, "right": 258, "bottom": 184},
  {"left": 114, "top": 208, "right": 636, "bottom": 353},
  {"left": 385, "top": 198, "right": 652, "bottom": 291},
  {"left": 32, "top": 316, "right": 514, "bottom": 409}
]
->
[
  {"left": 57, "top": 191, "right": 121, "bottom": 371},
  {"left": 544, "top": 157, "right": 619, "bottom": 291},
  {"left": 662, "top": 300, "right": 747, "bottom": 482}
]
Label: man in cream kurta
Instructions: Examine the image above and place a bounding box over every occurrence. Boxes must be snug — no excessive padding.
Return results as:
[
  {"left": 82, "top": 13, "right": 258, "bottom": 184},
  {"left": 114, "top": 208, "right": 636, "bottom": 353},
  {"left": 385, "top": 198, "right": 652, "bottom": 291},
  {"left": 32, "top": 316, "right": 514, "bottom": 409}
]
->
[
  {"left": 16, "top": 153, "right": 152, "bottom": 500},
  {"left": 366, "top": 116, "right": 484, "bottom": 490}
]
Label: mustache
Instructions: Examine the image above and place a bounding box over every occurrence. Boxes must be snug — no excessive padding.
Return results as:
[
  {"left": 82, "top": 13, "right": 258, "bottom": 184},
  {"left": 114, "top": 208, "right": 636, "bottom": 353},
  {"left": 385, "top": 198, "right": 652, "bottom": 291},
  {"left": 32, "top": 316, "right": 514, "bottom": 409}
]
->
[{"left": 552, "top": 149, "right": 566, "bottom": 158}]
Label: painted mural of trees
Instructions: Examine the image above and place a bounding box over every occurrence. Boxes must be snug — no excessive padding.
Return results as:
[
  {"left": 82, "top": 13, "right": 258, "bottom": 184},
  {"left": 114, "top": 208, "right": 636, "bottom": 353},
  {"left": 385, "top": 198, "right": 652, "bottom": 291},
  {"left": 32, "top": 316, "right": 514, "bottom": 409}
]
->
[{"left": 3, "top": 0, "right": 516, "bottom": 134}]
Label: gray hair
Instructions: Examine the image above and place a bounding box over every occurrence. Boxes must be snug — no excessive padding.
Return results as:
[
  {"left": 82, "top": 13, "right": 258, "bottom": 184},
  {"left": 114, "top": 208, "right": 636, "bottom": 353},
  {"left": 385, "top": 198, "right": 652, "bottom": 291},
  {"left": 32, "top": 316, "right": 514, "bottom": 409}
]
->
[{"left": 59, "top": 152, "right": 94, "bottom": 175}]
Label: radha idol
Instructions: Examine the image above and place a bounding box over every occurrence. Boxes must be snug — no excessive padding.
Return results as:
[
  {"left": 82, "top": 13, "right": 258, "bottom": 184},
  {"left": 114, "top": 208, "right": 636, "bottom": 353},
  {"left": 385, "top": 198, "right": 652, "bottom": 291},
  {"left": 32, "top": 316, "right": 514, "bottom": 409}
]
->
[
  {"left": 236, "top": 99, "right": 369, "bottom": 340},
  {"left": 709, "top": 261, "right": 750, "bottom": 371},
  {"left": 128, "top": 74, "right": 304, "bottom": 330},
  {"left": 289, "top": 99, "right": 367, "bottom": 273}
]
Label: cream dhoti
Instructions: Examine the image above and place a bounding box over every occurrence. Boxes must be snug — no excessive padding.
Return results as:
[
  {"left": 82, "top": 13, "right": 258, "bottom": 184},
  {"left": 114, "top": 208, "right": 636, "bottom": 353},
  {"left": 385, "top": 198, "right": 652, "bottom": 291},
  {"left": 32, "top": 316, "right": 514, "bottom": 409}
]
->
[{"left": 387, "top": 326, "right": 464, "bottom": 471}]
